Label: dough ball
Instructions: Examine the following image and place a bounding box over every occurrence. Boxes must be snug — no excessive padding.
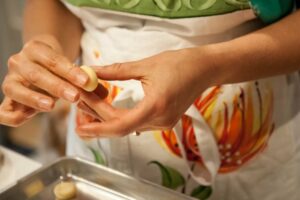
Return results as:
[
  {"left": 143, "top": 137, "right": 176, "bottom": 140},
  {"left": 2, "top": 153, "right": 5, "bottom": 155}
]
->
[
  {"left": 54, "top": 181, "right": 76, "bottom": 200},
  {"left": 80, "top": 65, "right": 98, "bottom": 92}
]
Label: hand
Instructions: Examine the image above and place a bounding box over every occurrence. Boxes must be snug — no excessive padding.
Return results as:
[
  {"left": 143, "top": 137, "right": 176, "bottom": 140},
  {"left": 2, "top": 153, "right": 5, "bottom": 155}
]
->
[
  {"left": 76, "top": 47, "right": 215, "bottom": 138},
  {"left": 0, "top": 97, "right": 37, "bottom": 127},
  {"left": 1, "top": 35, "right": 89, "bottom": 126}
]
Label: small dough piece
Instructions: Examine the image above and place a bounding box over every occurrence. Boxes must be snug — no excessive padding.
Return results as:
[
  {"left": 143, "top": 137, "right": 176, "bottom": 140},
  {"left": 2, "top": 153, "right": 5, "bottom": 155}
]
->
[
  {"left": 54, "top": 181, "right": 76, "bottom": 200},
  {"left": 24, "top": 180, "right": 44, "bottom": 198},
  {"left": 80, "top": 65, "right": 98, "bottom": 92}
]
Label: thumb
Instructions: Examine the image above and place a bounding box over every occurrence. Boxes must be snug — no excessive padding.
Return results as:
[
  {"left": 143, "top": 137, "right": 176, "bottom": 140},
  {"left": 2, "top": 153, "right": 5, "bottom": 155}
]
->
[{"left": 93, "top": 61, "right": 143, "bottom": 81}]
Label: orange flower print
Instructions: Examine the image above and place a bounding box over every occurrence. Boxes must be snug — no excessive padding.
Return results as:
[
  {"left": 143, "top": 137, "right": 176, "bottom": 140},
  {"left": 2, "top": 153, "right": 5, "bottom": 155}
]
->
[
  {"left": 160, "top": 82, "right": 274, "bottom": 173},
  {"left": 93, "top": 49, "right": 101, "bottom": 59}
]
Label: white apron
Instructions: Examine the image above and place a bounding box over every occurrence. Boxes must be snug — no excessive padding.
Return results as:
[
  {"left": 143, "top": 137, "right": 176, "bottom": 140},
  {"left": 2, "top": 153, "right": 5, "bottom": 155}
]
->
[{"left": 63, "top": 1, "right": 300, "bottom": 199}]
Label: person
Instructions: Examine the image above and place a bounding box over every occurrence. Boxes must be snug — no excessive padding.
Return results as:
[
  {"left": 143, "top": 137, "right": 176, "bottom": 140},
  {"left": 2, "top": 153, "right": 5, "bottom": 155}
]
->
[{"left": 1, "top": 0, "right": 300, "bottom": 199}]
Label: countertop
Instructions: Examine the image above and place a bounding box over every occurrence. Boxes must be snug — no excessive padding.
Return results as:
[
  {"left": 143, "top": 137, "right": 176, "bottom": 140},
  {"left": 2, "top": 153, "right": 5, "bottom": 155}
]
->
[{"left": 0, "top": 146, "right": 41, "bottom": 193}]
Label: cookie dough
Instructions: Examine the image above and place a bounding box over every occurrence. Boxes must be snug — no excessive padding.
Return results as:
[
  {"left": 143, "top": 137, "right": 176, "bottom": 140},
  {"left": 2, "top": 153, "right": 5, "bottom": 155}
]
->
[
  {"left": 54, "top": 181, "right": 76, "bottom": 200},
  {"left": 24, "top": 180, "right": 44, "bottom": 198},
  {"left": 80, "top": 65, "right": 98, "bottom": 92}
]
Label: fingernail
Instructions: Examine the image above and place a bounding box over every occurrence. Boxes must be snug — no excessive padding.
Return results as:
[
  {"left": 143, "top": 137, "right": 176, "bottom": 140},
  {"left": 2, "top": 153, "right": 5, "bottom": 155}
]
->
[
  {"left": 76, "top": 73, "right": 88, "bottom": 86},
  {"left": 63, "top": 89, "right": 79, "bottom": 102},
  {"left": 38, "top": 98, "right": 53, "bottom": 110}
]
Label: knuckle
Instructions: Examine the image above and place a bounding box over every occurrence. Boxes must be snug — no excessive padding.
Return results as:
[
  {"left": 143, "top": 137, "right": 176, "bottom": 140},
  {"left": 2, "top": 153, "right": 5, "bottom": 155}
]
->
[
  {"left": 7, "top": 54, "right": 21, "bottom": 70},
  {"left": 2, "top": 79, "right": 12, "bottom": 96},
  {"left": 111, "top": 63, "right": 123, "bottom": 72},
  {"left": 23, "top": 40, "right": 40, "bottom": 52},
  {"left": 65, "top": 62, "right": 77, "bottom": 78},
  {"left": 47, "top": 54, "right": 59, "bottom": 68},
  {"left": 27, "top": 69, "right": 41, "bottom": 85},
  {"left": 52, "top": 81, "right": 65, "bottom": 97},
  {"left": 46, "top": 53, "right": 61, "bottom": 69}
]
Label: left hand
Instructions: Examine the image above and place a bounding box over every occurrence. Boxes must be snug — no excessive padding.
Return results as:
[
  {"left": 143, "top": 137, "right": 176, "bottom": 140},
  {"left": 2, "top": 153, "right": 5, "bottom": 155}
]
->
[
  {"left": 0, "top": 97, "right": 37, "bottom": 127},
  {"left": 76, "top": 47, "right": 216, "bottom": 138}
]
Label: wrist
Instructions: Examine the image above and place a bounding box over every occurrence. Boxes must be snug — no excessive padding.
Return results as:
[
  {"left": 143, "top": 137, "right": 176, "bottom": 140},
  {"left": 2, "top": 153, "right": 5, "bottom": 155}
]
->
[
  {"left": 200, "top": 43, "right": 230, "bottom": 86},
  {"left": 183, "top": 45, "right": 229, "bottom": 90}
]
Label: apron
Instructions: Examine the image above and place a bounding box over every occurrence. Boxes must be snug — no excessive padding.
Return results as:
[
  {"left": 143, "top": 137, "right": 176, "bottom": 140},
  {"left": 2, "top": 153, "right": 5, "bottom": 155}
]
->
[{"left": 63, "top": 1, "right": 300, "bottom": 199}]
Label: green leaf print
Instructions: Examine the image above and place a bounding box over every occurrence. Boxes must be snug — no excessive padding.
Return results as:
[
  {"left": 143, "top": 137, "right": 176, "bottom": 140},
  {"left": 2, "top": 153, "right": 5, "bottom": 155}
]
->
[
  {"left": 148, "top": 161, "right": 185, "bottom": 189},
  {"left": 153, "top": 0, "right": 182, "bottom": 11},
  {"left": 191, "top": 185, "right": 213, "bottom": 200},
  {"left": 116, "top": 0, "right": 141, "bottom": 9},
  {"left": 90, "top": 0, "right": 111, "bottom": 4},
  {"left": 182, "top": 0, "right": 217, "bottom": 11},
  {"left": 88, "top": 147, "right": 106, "bottom": 165},
  {"left": 224, "top": 0, "right": 250, "bottom": 9}
]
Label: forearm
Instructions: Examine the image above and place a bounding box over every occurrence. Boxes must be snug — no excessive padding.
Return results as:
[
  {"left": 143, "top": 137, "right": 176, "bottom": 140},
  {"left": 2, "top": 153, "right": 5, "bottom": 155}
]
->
[
  {"left": 207, "top": 10, "right": 300, "bottom": 85},
  {"left": 23, "top": 0, "right": 83, "bottom": 61}
]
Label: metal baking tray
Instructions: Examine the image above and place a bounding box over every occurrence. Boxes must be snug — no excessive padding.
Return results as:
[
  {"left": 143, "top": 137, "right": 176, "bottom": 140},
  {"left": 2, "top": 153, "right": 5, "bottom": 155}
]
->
[{"left": 0, "top": 157, "right": 194, "bottom": 200}]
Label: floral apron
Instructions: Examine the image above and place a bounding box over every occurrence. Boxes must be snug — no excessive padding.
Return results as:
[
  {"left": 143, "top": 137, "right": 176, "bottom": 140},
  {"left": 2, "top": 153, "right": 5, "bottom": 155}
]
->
[{"left": 63, "top": 1, "right": 300, "bottom": 199}]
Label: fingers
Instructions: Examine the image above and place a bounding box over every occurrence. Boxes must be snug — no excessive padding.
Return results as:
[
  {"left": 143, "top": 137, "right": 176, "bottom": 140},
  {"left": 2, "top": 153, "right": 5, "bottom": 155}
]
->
[
  {"left": 77, "top": 83, "right": 109, "bottom": 120},
  {"left": 0, "top": 110, "right": 33, "bottom": 127},
  {"left": 76, "top": 98, "right": 153, "bottom": 137},
  {"left": 76, "top": 116, "right": 141, "bottom": 138},
  {"left": 22, "top": 40, "right": 89, "bottom": 87},
  {"left": 94, "top": 61, "right": 144, "bottom": 81},
  {"left": 3, "top": 36, "right": 89, "bottom": 122},
  {"left": 79, "top": 90, "right": 116, "bottom": 120},
  {"left": 2, "top": 77, "right": 55, "bottom": 111},
  {"left": 77, "top": 60, "right": 150, "bottom": 138},
  {"left": 0, "top": 98, "right": 38, "bottom": 127},
  {"left": 77, "top": 101, "right": 102, "bottom": 121},
  {"left": 13, "top": 59, "right": 79, "bottom": 102}
]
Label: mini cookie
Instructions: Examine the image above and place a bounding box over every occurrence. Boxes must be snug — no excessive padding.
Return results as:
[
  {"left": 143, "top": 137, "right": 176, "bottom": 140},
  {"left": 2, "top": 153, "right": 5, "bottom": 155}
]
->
[
  {"left": 80, "top": 65, "right": 98, "bottom": 92},
  {"left": 54, "top": 181, "right": 76, "bottom": 200}
]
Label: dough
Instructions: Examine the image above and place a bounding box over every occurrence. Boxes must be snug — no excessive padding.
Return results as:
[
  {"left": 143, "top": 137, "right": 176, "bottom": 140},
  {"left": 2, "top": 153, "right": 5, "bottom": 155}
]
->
[
  {"left": 54, "top": 181, "right": 76, "bottom": 200},
  {"left": 24, "top": 180, "right": 44, "bottom": 198},
  {"left": 80, "top": 65, "right": 98, "bottom": 92}
]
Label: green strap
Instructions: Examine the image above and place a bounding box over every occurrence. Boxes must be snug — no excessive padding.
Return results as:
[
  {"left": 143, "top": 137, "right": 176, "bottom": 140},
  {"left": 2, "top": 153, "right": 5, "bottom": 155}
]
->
[{"left": 250, "top": 0, "right": 294, "bottom": 23}]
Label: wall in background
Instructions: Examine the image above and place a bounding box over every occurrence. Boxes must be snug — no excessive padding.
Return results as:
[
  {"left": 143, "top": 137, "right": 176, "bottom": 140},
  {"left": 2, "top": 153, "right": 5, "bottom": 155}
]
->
[
  {"left": 0, "top": 0, "right": 25, "bottom": 139},
  {"left": 0, "top": 0, "right": 24, "bottom": 91}
]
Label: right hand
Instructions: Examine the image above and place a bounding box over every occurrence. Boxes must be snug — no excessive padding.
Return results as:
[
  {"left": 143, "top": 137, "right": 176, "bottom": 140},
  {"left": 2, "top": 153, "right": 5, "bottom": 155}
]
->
[{"left": 0, "top": 35, "right": 89, "bottom": 126}]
